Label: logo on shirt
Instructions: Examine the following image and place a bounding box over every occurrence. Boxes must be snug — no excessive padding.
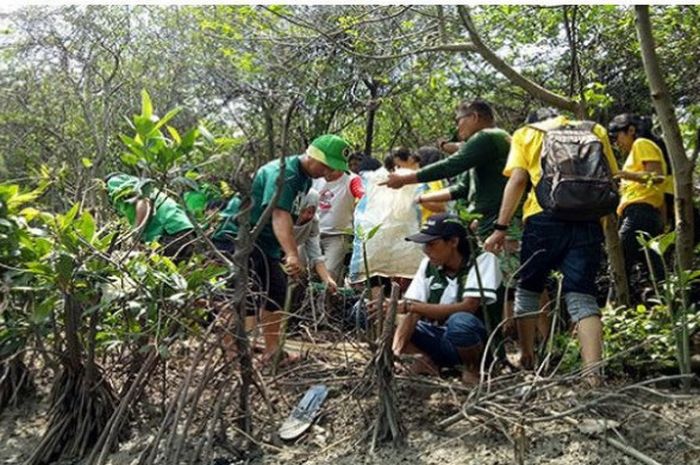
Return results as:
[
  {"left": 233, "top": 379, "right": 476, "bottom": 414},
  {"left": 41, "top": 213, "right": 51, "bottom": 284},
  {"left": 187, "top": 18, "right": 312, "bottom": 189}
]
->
[{"left": 318, "top": 188, "right": 334, "bottom": 212}]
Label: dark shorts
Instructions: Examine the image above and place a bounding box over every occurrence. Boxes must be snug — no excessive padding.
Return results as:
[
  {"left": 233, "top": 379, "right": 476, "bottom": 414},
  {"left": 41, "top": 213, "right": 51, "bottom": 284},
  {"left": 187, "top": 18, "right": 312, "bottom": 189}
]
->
[
  {"left": 160, "top": 229, "right": 195, "bottom": 261},
  {"left": 619, "top": 203, "right": 664, "bottom": 280},
  {"left": 519, "top": 212, "right": 603, "bottom": 296},
  {"left": 213, "top": 238, "right": 287, "bottom": 313},
  {"left": 411, "top": 312, "right": 487, "bottom": 368}
]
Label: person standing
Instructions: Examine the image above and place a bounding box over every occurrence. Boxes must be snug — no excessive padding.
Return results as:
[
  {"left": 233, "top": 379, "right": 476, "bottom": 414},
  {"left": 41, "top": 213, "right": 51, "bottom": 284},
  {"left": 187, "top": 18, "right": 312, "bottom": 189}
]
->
[
  {"left": 212, "top": 134, "right": 350, "bottom": 362},
  {"left": 608, "top": 113, "right": 669, "bottom": 288},
  {"left": 313, "top": 167, "right": 364, "bottom": 284},
  {"left": 484, "top": 114, "right": 619, "bottom": 385},
  {"left": 382, "top": 100, "right": 510, "bottom": 239}
]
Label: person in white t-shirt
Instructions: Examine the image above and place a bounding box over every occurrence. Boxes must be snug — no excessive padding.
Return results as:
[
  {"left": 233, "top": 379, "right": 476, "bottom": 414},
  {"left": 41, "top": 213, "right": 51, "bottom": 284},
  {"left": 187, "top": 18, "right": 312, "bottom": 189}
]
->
[
  {"left": 370, "top": 213, "right": 501, "bottom": 385},
  {"left": 313, "top": 169, "right": 364, "bottom": 284}
]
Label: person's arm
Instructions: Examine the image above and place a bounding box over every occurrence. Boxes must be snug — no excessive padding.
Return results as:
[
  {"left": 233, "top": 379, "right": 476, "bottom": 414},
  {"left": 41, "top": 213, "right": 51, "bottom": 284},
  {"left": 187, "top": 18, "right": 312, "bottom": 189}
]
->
[
  {"left": 392, "top": 312, "right": 420, "bottom": 356},
  {"left": 382, "top": 134, "right": 489, "bottom": 189},
  {"left": 437, "top": 140, "right": 462, "bottom": 155},
  {"left": 134, "top": 198, "right": 152, "bottom": 233},
  {"left": 401, "top": 296, "right": 481, "bottom": 321},
  {"left": 349, "top": 175, "right": 365, "bottom": 199},
  {"left": 417, "top": 134, "right": 490, "bottom": 183},
  {"left": 614, "top": 161, "right": 665, "bottom": 184},
  {"left": 313, "top": 261, "right": 337, "bottom": 293},
  {"left": 483, "top": 168, "right": 529, "bottom": 253},
  {"left": 417, "top": 188, "right": 453, "bottom": 204},
  {"left": 272, "top": 208, "right": 302, "bottom": 277}
]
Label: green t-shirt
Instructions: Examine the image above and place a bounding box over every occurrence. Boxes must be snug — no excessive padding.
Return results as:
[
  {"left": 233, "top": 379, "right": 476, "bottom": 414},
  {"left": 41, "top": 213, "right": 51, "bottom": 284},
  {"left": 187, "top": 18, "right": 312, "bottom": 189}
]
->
[
  {"left": 107, "top": 175, "right": 193, "bottom": 243},
  {"left": 214, "top": 155, "right": 311, "bottom": 259},
  {"left": 417, "top": 128, "right": 511, "bottom": 237}
]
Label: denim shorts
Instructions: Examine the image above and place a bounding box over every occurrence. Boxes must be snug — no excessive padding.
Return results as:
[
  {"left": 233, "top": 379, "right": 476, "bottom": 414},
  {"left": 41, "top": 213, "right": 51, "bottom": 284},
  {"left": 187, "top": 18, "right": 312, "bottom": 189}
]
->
[
  {"left": 411, "top": 312, "right": 487, "bottom": 368},
  {"left": 519, "top": 212, "right": 603, "bottom": 296}
]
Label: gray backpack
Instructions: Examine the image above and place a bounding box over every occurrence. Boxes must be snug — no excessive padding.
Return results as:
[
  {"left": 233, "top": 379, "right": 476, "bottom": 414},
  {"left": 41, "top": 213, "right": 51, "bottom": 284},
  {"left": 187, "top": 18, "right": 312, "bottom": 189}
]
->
[{"left": 533, "top": 120, "right": 619, "bottom": 222}]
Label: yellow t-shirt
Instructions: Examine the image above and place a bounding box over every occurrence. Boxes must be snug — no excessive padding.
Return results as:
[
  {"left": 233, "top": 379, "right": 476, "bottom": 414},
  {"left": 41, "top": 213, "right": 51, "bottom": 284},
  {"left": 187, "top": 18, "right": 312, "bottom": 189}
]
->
[
  {"left": 617, "top": 138, "right": 668, "bottom": 215},
  {"left": 419, "top": 180, "right": 446, "bottom": 224},
  {"left": 503, "top": 116, "right": 619, "bottom": 220}
]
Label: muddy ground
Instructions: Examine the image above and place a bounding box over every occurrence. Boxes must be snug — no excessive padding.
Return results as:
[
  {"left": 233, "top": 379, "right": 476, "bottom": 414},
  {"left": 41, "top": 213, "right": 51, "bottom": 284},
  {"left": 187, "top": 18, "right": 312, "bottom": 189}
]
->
[{"left": 2, "top": 334, "right": 700, "bottom": 465}]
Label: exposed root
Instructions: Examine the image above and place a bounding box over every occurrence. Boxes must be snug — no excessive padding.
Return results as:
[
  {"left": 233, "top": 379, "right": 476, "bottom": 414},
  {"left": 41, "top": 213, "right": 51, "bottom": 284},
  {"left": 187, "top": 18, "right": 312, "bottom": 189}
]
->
[
  {"left": 25, "top": 363, "right": 118, "bottom": 465},
  {"left": 0, "top": 356, "right": 35, "bottom": 413}
]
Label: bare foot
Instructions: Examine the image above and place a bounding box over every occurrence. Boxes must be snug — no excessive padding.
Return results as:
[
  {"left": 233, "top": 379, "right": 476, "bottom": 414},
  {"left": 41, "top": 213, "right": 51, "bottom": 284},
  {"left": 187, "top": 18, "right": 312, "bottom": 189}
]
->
[
  {"left": 260, "top": 349, "right": 302, "bottom": 368},
  {"left": 407, "top": 355, "right": 440, "bottom": 376},
  {"left": 461, "top": 369, "right": 481, "bottom": 386}
]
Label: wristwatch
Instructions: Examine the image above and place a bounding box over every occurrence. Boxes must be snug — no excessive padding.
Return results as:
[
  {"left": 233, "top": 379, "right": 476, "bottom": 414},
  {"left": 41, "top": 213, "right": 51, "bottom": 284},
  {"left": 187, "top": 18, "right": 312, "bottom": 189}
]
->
[{"left": 493, "top": 222, "right": 509, "bottom": 231}]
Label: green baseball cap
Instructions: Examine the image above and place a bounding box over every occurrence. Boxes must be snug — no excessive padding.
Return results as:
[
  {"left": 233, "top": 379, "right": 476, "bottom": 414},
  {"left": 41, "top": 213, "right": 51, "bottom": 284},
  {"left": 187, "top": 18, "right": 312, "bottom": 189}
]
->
[{"left": 305, "top": 134, "right": 350, "bottom": 172}]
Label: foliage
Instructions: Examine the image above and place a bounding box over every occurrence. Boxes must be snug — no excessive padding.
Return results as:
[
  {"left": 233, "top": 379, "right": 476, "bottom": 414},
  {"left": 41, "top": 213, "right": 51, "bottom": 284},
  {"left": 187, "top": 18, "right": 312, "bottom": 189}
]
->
[{"left": 603, "top": 303, "right": 700, "bottom": 375}]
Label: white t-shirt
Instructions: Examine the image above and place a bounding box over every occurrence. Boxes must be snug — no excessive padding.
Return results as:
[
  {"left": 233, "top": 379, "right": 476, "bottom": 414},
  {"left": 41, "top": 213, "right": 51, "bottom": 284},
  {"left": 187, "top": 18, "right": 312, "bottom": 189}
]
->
[
  {"left": 313, "top": 173, "right": 361, "bottom": 235},
  {"left": 404, "top": 252, "right": 502, "bottom": 305}
]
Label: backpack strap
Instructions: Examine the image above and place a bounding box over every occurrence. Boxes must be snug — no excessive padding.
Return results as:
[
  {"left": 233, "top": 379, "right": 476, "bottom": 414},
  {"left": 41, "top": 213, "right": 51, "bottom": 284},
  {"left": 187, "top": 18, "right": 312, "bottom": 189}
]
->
[
  {"left": 529, "top": 119, "right": 597, "bottom": 133},
  {"left": 528, "top": 119, "right": 563, "bottom": 133}
]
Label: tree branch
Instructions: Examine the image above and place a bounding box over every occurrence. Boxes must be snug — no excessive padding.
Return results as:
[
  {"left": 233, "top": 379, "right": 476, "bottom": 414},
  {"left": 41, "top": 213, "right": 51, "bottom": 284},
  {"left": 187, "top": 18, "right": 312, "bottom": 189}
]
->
[{"left": 457, "top": 6, "right": 581, "bottom": 116}]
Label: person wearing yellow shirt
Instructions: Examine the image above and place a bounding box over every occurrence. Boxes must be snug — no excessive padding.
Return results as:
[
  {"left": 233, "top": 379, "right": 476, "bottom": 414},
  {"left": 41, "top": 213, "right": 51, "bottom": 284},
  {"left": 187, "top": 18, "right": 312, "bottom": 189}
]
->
[
  {"left": 484, "top": 111, "right": 619, "bottom": 386},
  {"left": 390, "top": 147, "right": 446, "bottom": 224},
  {"left": 608, "top": 113, "right": 668, "bottom": 289}
]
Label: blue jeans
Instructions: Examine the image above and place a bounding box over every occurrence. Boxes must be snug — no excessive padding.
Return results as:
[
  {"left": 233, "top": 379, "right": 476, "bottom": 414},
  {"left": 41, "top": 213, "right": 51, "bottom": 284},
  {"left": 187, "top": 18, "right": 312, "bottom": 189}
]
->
[{"left": 411, "top": 312, "right": 487, "bottom": 368}]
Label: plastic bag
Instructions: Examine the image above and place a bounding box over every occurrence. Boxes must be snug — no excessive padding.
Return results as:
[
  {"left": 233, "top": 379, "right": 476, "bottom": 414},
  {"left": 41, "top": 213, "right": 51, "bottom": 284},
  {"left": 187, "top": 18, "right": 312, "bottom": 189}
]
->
[{"left": 348, "top": 167, "right": 424, "bottom": 283}]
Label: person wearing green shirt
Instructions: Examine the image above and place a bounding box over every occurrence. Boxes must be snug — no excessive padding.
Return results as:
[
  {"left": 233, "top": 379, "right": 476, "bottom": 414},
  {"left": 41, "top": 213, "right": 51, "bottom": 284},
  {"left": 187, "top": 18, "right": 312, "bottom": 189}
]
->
[
  {"left": 382, "top": 100, "right": 511, "bottom": 239},
  {"left": 212, "top": 134, "right": 350, "bottom": 363},
  {"left": 106, "top": 174, "right": 194, "bottom": 259}
]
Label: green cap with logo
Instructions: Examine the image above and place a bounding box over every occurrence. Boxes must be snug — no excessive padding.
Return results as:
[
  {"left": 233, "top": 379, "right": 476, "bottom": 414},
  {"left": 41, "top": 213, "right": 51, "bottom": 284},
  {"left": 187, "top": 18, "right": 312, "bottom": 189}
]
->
[{"left": 305, "top": 134, "right": 350, "bottom": 172}]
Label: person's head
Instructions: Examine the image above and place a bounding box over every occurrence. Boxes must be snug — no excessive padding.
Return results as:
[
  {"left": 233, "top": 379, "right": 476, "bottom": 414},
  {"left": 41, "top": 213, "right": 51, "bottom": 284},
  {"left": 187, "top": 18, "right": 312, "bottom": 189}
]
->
[
  {"left": 303, "top": 134, "right": 350, "bottom": 180},
  {"left": 391, "top": 147, "right": 420, "bottom": 169},
  {"left": 455, "top": 100, "right": 495, "bottom": 141},
  {"left": 104, "top": 173, "right": 141, "bottom": 204},
  {"left": 359, "top": 156, "right": 382, "bottom": 172},
  {"left": 608, "top": 113, "right": 640, "bottom": 154},
  {"left": 348, "top": 151, "right": 364, "bottom": 174},
  {"left": 416, "top": 146, "right": 441, "bottom": 168},
  {"left": 296, "top": 189, "right": 320, "bottom": 225},
  {"left": 525, "top": 107, "right": 560, "bottom": 124},
  {"left": 383, "top": 154, "right": 396, "bottom": 172},
  {"left": 405, "top": 213, "right": 470, "bottom": 268}
]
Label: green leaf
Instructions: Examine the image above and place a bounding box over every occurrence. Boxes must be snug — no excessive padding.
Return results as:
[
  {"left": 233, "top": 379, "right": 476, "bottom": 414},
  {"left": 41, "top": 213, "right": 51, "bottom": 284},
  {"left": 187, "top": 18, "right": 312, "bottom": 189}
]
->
[
  {"left": 75, "top": 211, "right": 95, "bottom": 242},
  {"left": 153, "top": 107, "right": 181, "bottom": 135},
  {"left": 120, "top": 152, "right": 140, "bottom": 166},
  {"left": 167, "top": 125, "right": 181, "bottom": 144},
  {"left": 55, "top": 253, "right": 75, "bottom": 287},
  {"left": 58, "top": 204, "right": 80, "bottom": 231},
  {"left": 366, "top": 223, "right": 382, "bottom": 241},
  {"left": 141, "top": 89, "right": 153, "bottom": 119},
  {"left": 81, "top": 157, "right": 93, "bottom": 168}
]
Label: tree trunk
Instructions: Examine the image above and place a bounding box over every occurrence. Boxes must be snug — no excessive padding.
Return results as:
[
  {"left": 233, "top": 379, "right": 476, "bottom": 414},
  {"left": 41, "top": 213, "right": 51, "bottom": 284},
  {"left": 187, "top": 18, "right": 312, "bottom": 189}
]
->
[
  {"left": 635, "top": 5, "right": 695, "bottom": 272},
  {"left": 363, "top": 78, "right": 380, "bottom": 157}
]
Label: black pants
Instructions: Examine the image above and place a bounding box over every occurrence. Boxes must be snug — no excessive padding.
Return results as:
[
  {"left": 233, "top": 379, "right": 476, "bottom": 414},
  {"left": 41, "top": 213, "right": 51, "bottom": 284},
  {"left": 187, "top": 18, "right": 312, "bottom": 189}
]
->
[{"left": 619, "top": 203, "right": 665, "bottom": 288}]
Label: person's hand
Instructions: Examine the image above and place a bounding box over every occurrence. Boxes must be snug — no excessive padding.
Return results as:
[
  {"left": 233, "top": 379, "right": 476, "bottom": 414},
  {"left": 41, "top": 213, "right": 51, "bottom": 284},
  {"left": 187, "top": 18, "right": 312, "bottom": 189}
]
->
[
  {"left": 324, "top": 276, "right": 338, "bottom": 294},
  {"left": 469, "top": 219, "right": 479, "bottom": 233},
  {"left": 283, "top": 254, "right": 302, "bottom": 278},
  {"left": 379, "top": 172, "right": 408, "bottom": 189},
  {"left": 366, "top": 298, "right": 384, "bottom": 320},
  {"left": 484, "top": 230, "right": 507, "bottom": 253}
]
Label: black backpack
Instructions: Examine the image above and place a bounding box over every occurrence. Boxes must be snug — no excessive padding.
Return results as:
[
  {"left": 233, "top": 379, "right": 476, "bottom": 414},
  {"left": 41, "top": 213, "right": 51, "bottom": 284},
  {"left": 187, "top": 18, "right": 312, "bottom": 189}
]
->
[{"left": 532, "top": 120, "right": 619, "bottom": 222}]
